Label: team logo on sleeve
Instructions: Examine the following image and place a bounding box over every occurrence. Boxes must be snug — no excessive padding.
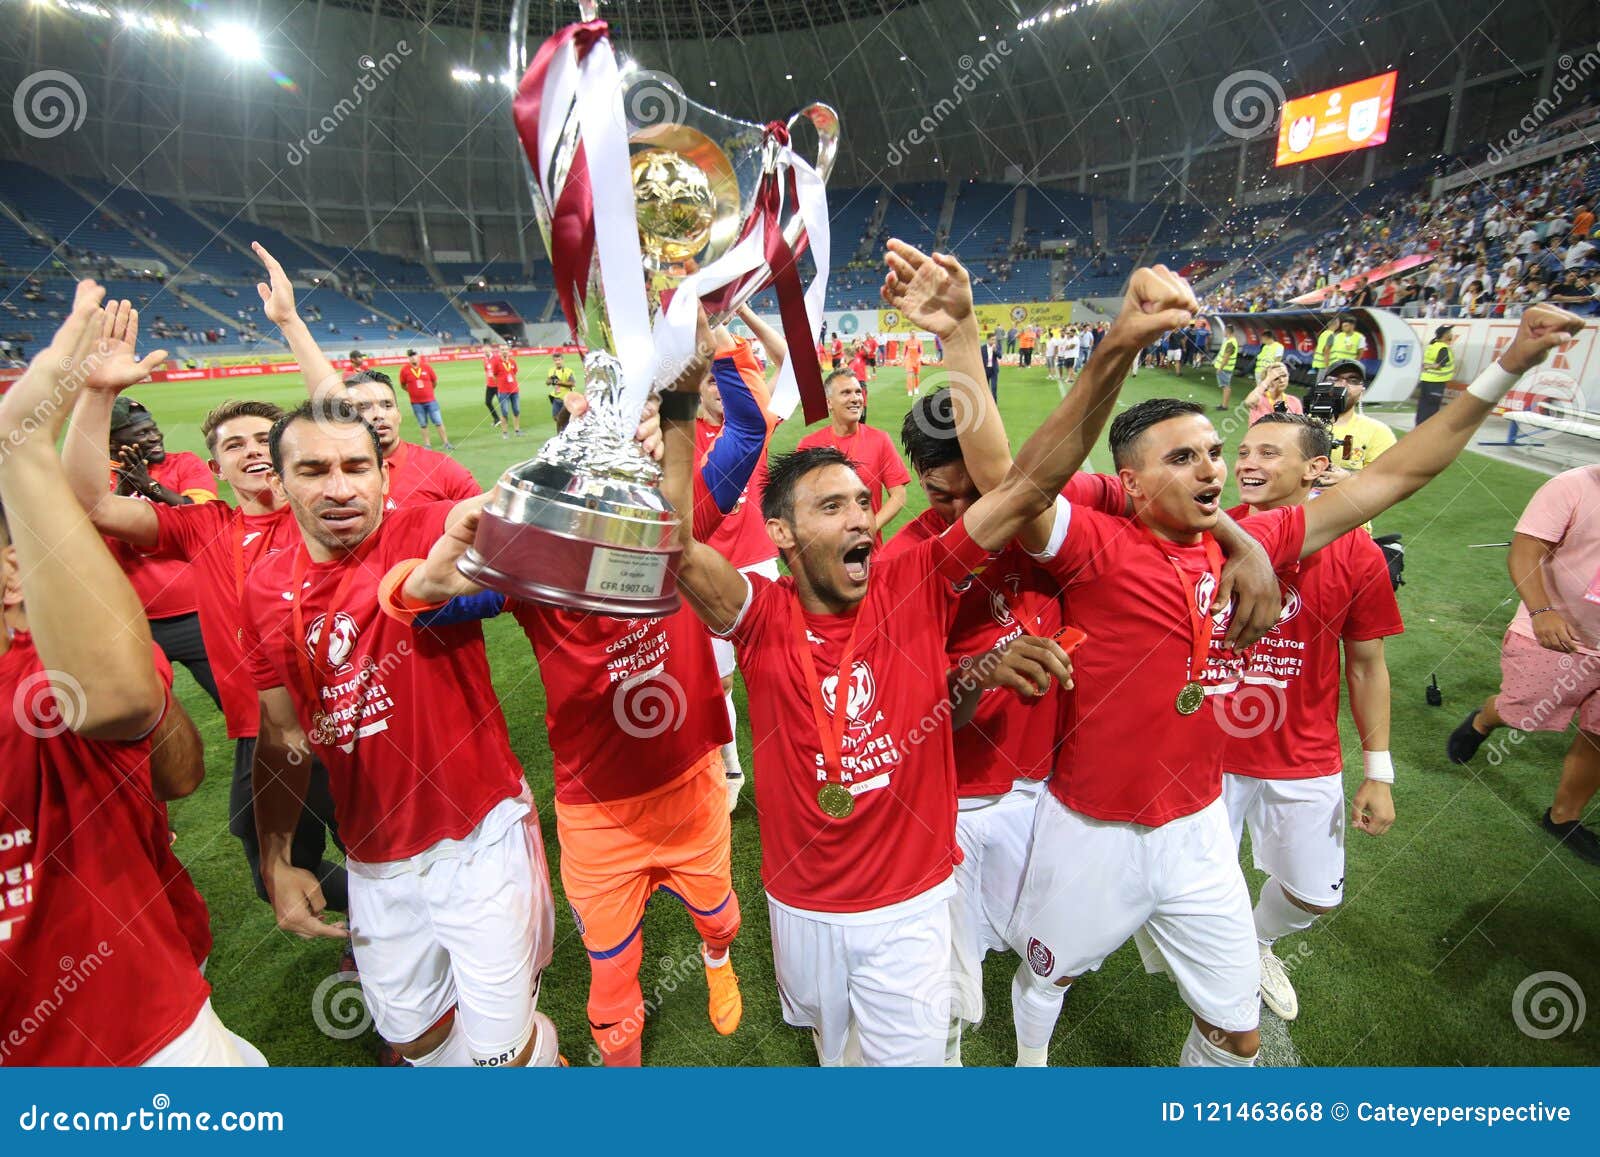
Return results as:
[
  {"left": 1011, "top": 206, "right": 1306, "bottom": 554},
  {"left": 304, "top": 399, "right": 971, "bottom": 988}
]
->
[
  {"left": 1027, "top": 937, "right": 1055, "bottom": 977},
  {"left": 306, "top": 612, "right": 360, "bottom": 673},
  {"left": 820, "top": 661, "right": 875, "bottom": 724}
]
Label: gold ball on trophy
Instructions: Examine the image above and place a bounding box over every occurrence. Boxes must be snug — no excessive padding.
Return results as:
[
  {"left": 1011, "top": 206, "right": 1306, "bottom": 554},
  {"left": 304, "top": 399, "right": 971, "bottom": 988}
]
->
[{"left": 630, "top": 148, "right": 716, "bottom": 265}]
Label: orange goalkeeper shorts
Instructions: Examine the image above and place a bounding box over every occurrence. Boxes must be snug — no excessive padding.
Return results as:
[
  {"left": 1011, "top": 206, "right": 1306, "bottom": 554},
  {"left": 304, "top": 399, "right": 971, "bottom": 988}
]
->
[{"left": 554, "top": 749, "right": 734, "bottom": 958}]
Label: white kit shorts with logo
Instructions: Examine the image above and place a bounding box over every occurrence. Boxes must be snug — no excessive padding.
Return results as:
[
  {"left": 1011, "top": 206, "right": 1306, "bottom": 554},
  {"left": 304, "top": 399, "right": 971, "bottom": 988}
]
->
[
  {"left": 950, "top": 779, "right": 1046, "bottom": 1025},
  {"left": 767, "top": 879, "right": 956, "bottom": 1067},
  {"left": 346, "top": 790, "right": 555, "bottom": 1064},
  {"left": 1222, "top": 771, "right": 1347, "bottom": 908},
  {"left": 1007, "top": 792, "right": 1260, "bottom": 1033},
  {"left": 142, "top": 999, "right": 268, "bottom": 1067}
]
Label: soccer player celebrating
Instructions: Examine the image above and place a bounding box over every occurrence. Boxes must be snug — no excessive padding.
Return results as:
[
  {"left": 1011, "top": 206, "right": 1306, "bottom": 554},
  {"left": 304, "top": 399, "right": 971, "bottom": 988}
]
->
[
  {"left": 244, "top": 402, "right": 559, "bottom": 1067},
  {"left": 652, "top": 252, "right": 1201, "bottom": 1067},
  {"left": 253, "top": 245, "right": 480, "bottom": 510},
  {"left": 1002, "top": 303, "right": 1584, "bottom": 1067},
  {"left": 796, "top": 370, "right": 908, "bottom": 544},
  {"left": 399, "top": 350, "right": 452, "bottom": 450},
  {"left": 1223, "top": 411, "right": 1404, "bottom": 1022},
  {"left": 106, "top": 393, "right": 223, "bottom": 710},
  {"left": 64, "top": 307, "right": 347, "bottom": 916},
  {"left": 881, "top": 241, "right": 1282, "bottom": 1065},
  {"left": 0, "top": 282, "right": 260, "bottom": 1066},
  {"left": 377, "top": 339, "right": 771, "bottom": 1065}
]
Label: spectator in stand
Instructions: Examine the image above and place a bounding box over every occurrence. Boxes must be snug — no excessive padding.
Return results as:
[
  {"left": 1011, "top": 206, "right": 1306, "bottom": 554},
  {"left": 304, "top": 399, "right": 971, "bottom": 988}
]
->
[{"left": 1573, "top": 202, "right": 1596, "bottom": 242}]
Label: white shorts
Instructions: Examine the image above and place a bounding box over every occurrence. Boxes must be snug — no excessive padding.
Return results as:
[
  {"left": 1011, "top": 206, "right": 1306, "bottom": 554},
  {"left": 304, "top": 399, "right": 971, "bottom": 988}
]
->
[
  {"left": 1007, "top": 793, "right": 1259, "bottom": 1033},
  {"left": 711, "top": 557, "right": 780, "bottom": 678},
  {"left": 347, "top": 794, "right": 555, "bottom": 1063},
  {"left": 1165, "top": 348, "right": 1184, "bottom": 363},
  {"left": 143, "top": 999, "right": 268, "bottom": 1067},
  {"left": 768, "top": 883, "right": 955, "bottom": 1066},
  {"left": 1222, "top": 772, "right": 1346, "bottom": 908},
  {"left": 950, "top": 780, "right": 1045, "bottom": 1024}
]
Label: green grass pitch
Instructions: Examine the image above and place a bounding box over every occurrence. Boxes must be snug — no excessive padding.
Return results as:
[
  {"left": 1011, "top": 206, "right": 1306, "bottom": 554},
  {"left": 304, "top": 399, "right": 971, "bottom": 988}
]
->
[{"left": 129, "top": 353, "right": 1598, "bottom": 1066}]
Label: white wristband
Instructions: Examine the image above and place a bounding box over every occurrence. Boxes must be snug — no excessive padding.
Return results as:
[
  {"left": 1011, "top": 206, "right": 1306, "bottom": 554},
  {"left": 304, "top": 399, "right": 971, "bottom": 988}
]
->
[
  {"left": 1464, "top": 361, "right": 1520, "bottom": 405},
  {"left": 1363, "top": 750, "right": 1395, "bottom": 783}
]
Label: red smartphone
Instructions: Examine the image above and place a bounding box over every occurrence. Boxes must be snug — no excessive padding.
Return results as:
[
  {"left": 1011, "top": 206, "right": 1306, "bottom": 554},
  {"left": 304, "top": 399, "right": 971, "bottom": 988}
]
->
[{"left": 1051, "top": 624, "right": 1088, "bottom": 655}]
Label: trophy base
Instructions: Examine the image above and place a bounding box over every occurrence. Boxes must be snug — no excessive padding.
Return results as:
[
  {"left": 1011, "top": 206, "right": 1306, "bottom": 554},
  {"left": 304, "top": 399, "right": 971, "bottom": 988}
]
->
[{"left": 459, "top": 507, "right": 683, "bottom": 618}]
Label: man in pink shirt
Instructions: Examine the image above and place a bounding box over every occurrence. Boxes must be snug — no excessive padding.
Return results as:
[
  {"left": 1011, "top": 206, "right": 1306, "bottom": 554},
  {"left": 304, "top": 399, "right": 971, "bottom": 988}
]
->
[{"left": 1449, "top": 465, "right": 1600, "bottom": 863}]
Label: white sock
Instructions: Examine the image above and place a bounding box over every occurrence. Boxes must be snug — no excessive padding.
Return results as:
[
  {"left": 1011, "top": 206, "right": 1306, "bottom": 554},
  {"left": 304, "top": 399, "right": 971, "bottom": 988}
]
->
[
  {"left": 1253, "top": 877, "right": 1319, "bottom": 945},
  {"left": 703, "top": 944, "right": 728, "bottom": 967},
  {"left": 406, "top": 1020, "right": 473, "bottom": 1067},
  {"left": 1012, "top": 962, "right": 1066, "bottom": 1066},
  {"left": 1180, "top": 1021, "right": 1258, "bottom": 1068},
  {"left": 721, "top": 692, "right": 743, "bottom": 780}
]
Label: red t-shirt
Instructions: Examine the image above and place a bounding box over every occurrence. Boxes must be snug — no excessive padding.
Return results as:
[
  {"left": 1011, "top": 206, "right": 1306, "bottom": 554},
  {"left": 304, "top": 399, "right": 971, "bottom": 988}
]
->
[
  {"left": 483, "top": 353, "right": 501, "bottom": 389},
  {"left": 399, "top": 362, "right": 438, "bottom": 404},
  {"left": 879, "top": 473, "right": 1126, "bottom": 797},
  {"left": 794, "top": 422, "right": 910, "bottom": 543},
  {"left": 111, "top": 451, "right": 219, "bottom": 621},
  {"left": 1037, "top": 502, "right": 1307, "bottom": 826},
  {"left": 240, "top": 503, "right": 526, "bottom": 863},
  {"left": 721, "top": 520, "right": 993, "bottom": 913},
  {"left": 149, "top": 502, "right": 300, "bottom": 739},
  {"left": 384, "top": 441, "right": 479, "bottom": 511},
  {"left": 1222, "top": 506, "right": 1403, "bottom": 778},
  {"left": 497, "top": 354, "right": 520, "bottom": 395},
  {"left": 850, "top": 353, "right": 868, "bottom": 383},
  {"left": 512, "top": 603, "right": 729, "bottom": 805},
  {"left": 0, "top": 633, "right": 210, "bottom": 1065}
]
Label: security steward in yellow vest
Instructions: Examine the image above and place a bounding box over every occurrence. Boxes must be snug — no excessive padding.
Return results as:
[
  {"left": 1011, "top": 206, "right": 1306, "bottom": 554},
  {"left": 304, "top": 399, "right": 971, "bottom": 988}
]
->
[{"left": 1416, "top": 325, "right": 1457, "bottom": 424}]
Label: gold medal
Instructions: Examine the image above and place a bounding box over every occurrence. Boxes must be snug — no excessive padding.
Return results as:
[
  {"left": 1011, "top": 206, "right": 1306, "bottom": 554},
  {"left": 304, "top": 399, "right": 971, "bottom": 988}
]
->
[
  {"left": 817, "top": 783, "right": 854, "bottom": 819},
  {"left": 1176, "top": 681, "right": 1205, "bottom": 715}
]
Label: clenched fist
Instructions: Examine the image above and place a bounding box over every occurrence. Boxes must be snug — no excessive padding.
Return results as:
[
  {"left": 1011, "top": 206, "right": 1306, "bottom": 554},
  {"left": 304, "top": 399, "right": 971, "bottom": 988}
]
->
[
  {"left": 1107, "top": 264, "right": 1201, "bottom": 352},
  {"left": 1500, "top": 303, "right": 1585, "bottom": 375}
]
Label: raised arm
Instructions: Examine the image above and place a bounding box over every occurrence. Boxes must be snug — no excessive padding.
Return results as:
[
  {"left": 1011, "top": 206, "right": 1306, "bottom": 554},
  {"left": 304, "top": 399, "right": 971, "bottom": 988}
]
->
[
  {"left": 960, "top": 267, "right": 1200, "bottom": 553},
  {"left": 254, "top": 241, "right": 344, "bottom": 401},
  {"left": 660, "top": 314, "right": 755, "bottom": 634},
  {"left": 1301, "top": 304, "right": 1586, "bottom": 557},
  {"left": 0, "top": 282, "right": 165, "bottom": 740},
  {"left": 61, "top": 301, "right": 168, "bottom": 548},
  {"left": 736, "top": 304, "right": 788, "bottom": 372},
  {"left": 1345, "top": 637, "right": 1395, "bottom": 836}
]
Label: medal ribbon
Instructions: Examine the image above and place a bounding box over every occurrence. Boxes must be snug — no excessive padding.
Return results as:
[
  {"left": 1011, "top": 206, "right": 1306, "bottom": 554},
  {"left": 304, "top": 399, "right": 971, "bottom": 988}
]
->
[
  {"left": 289, "top": 544, "right": 370, "bottom": 743},
  {"left": 1150, "top": 532, "right": 1224, "bottom": 685},
  {"left": 789, "top": 600, "right": 868, "bottom": 795}
]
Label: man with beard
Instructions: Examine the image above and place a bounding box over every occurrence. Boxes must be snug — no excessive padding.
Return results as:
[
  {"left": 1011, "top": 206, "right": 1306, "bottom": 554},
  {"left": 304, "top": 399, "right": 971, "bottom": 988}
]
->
[{"left": 243, "top": 402, "right": 559, "bottom": 1067}]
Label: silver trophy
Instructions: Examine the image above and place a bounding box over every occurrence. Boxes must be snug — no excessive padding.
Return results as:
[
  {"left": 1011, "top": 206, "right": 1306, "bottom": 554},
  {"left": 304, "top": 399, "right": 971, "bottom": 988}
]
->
[{"left": 458, "top": 0, "right": 837, "bottom": 615}]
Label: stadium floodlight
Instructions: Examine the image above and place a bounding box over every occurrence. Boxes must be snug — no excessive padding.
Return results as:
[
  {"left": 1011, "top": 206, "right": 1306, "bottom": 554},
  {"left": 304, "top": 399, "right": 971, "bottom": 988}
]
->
[
  {"left": 451, "top": 67, "right": 482, "bottom": 83},
  {"left": 209, "top": 21, "right": 262, "bottom": 60}
]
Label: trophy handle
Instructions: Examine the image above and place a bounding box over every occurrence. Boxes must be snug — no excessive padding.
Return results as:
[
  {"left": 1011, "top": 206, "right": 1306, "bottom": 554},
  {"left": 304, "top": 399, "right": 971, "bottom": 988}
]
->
[{"left": 780, "top": 103, "right": 838, "bottom": 254}]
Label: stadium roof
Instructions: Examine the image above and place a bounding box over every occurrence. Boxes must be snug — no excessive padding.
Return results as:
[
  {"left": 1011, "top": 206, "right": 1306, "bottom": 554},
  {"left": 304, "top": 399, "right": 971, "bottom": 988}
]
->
[{"left": 321, "top": 0, "right": 902, "bottom": 39}]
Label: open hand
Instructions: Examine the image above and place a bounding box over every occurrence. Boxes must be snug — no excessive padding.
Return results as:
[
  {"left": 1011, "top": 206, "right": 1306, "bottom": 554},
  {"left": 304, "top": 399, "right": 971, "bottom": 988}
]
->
[
  {"left": 83, "top": 299, "right": 168, "bottom": 395},
  {"left": 881, "top": 240, "right": 975, "bottom": 342},
  {"left": 253, "top": 241, "right": 299, "bottom": 328}
]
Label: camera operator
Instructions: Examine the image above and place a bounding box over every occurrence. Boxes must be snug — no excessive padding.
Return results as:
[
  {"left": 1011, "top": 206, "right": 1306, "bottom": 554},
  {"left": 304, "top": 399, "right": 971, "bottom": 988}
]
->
[{"left": 1311, "top": 360, "right": 1396, "bottom": 486}]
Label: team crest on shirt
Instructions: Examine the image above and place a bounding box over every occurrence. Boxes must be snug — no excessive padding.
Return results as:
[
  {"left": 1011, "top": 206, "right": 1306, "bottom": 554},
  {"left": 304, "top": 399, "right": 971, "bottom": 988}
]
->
[
  {"left": 1194, "top": 573, "right": 1233, "bottom": 631},
  {"left": 1277, "top": 583, "right": 1302, "bottom": 626},
  {"left": 820, "top": 660, "right": 875, "bottom": 725},
  {"left": 988, "top": 573, "right": 1022, "bottom": 627},
  {"left": 306, "top": 612, "right": 360, "bottom": 673},
  {"left": 1027, "top": 937, "right": 1055, "bottom": 977}
]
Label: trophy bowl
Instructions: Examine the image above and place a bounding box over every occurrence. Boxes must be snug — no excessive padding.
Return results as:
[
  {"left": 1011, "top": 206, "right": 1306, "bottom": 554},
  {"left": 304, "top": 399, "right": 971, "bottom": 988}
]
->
[{"left": 457, "top": 0, "right": 837, "bottom": 617}]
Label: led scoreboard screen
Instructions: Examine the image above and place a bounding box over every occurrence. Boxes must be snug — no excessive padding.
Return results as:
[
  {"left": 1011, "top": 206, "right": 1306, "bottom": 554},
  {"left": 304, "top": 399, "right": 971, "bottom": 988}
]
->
[{"left": 1274, "top": 70, "right": 1397, "bottom": 166}]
